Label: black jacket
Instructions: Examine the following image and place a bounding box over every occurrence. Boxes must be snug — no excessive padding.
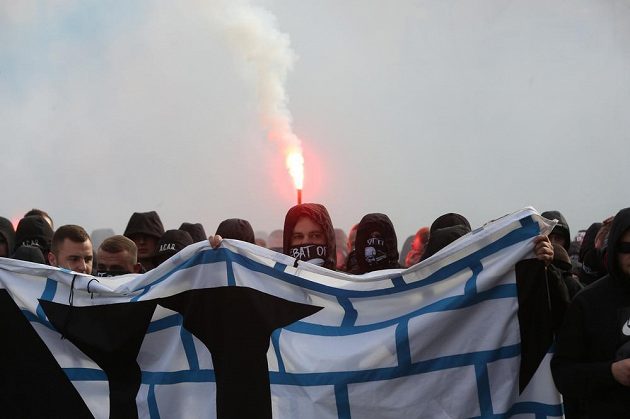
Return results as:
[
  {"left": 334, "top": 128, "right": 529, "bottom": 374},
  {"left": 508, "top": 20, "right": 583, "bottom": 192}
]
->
[
  {"left": 0, "top": 216, "right": 15, "bottom": 256},
  {"left": 551, "top": 207, "right": 630, "bottom": 417}
]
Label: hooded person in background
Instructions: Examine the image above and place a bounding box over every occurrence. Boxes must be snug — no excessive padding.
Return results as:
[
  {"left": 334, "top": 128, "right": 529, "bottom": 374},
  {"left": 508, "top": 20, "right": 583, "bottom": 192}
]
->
[
  {"left": 353, "top": 213, "right": 400, "bottom": 274},
  {"left": 215, "top": 219, "right": 255, "bottom": 244},
  {"left": 153, "top": 229, "right": 193, "bottom": 267},
  {"left": 123, "top": 211, "right": 165, "bottom": 271},
  {"left": 12, "top": 245, "right": 46, "bottom": 264},
  {"left": 420, "top": 225, "right": 469, "bottom": 262},
  {"left": 282, "top": 203, "right": 337, "bottom": 270},
  {"left": 551, "top": 243, "right": 583, "bottom": 299},
  {"left": 179, "top": 222, "right": 207, "bottom": 243},
  {"left": 541, "top": 210, "right": 571, "bottom": 251},
  {"left": 577, "top": 222, "right": 606, "bottom": 286},
  {"left": 405, "top": 226, "right": 430, "bottom": 267},
  {"left": 551, "top": 207, "right": 630, "bottom": 418},
  {"left": 14, "top": 215, "right": 54, "bottom": 262},
  {"left": 429, "top": 212, "right": 471, "bottom": 235},
  {"left": 0, "top": 216, "right": 16, "bottom": 258}
]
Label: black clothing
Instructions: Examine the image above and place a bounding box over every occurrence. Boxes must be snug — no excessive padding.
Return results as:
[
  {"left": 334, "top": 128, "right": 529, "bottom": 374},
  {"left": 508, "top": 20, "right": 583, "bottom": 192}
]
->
[
  {"left": 0, "top": 216, "right": 15, "bottom": 256},
  {"left": 283, "top": 204, "right": 336, "bottom": 271},
  {"left": 123, "top": 211, "right": 165, "bottom": 239},
  {"left": 179, "top": 222, "right": 207, "bottom": 243},
  {"left": 154, "top": 230, "right": 193, "bottom": 266},
  {"left": 551, "top": 243, "right": 583, "bottom": 299},
  {"left": 577, "top": 222, "right": 606, "bottom": 287},
  {"left": 354, "top": 213, "right": 400, "bottom": 274},
  {"left": 551, "top": 207, "right": 630, "bottom": 418},
  {"left": 215, "top": 219, "right": 255, "bottom": 244},
  {"left": 420, "top": 225, "right": 469, "bottom": 262},
  {"left": 429, "top": 213, "right": 471, "bottom": 234},
  {"left": 14, "top": 216, "right": 53, "bottom": 256},
  {"left": 12, "top": 245, "right": 46, "bottom": 264},
  {"left": 541, "top": 210, "right": 571, "bottom": 251}
]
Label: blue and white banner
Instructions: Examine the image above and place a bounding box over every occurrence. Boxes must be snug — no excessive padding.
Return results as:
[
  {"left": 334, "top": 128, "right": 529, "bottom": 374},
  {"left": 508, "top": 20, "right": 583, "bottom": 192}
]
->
[{"left": 0, "top": 208, "right": 562, "bottom": 418}]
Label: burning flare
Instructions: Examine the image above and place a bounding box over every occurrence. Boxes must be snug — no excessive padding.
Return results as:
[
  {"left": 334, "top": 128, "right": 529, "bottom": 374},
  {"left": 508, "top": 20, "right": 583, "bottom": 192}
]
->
[{"left": 217, "top": 1, "right": 305, "bottom": 195}]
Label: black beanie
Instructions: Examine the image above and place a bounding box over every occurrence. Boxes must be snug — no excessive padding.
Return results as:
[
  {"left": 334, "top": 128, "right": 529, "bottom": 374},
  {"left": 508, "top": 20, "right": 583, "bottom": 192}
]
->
[
  {"left": 154, "top": 229, "right": 193, "bottom": 265},
  {"left": 179, "top": 222, "right": 207, "bottom": 243},
  {"left": 215, "top": 218, "right": 255, "bottom": 244},
  {"left": 15, "top": 216, "right": 54, "bottom": 254}
]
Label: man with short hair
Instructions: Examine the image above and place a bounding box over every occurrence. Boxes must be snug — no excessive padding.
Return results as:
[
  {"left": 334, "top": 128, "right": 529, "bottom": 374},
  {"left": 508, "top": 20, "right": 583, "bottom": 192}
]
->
[
  {"left": 96, "top": 235, "right": 142, "bottom": 277},
  {"left": 48, "top": 225, "right": 93, "bottom": 274}
]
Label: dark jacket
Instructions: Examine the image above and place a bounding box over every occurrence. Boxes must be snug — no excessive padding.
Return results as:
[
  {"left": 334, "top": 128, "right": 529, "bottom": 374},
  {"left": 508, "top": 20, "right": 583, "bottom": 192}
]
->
[
  {"left": 541, "top": 210, "right": 571, "bottom": 251},
  {"left": 0, "top": 216, "right": 16, "bottom": 256},
  {"left": 551, "top": 207, "right": 630, "bottom": 418},
  {"left": 354, "top": 213, "right": 400, "bottom": 274},
  {"left": 283, "top": 204, "right": 336, "bottom": 270},
  {"left": 123, "top": 211, "right": 164, "bottom": 239},
  {"left": 215, "top": 219, "right": 255, "bottom": 244},
  {"left": 153, "top": 230, "right": 193, "bottom": 266}
]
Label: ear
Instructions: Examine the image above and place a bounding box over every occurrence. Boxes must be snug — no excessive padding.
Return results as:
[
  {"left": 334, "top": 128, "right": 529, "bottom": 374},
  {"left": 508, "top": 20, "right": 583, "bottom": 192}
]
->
[{"left": 47, "top": 252, "right": 57, "bottom": 266}]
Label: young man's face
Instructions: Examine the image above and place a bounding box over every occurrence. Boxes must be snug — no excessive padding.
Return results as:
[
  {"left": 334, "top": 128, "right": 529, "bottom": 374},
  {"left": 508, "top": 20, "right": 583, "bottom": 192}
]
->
[
  {"left": 49, "top": 238, "right": 93, "bottom": 274},
  {"left": 291, "top": 216, "right": 326, "bottom": 246},
  {"left": 618, "top": 229, "right": 630, "bottom": 277},
  {"left": 129, "top": 234, "right": 158, "bottom": 259}
]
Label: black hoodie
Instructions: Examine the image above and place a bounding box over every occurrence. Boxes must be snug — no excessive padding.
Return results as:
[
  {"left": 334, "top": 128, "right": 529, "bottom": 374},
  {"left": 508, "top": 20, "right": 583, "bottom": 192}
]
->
[
  {"left": 123, "top": 211, "right": 165, "bottom": 239},
  {"left": 354, "top": 213, "right": 400, "bottom": 274},
  {"left": 14, "top": 216, "right": 53, "bottom": 257},
  {"left": 551, "top": 207, "right": 630, "bottom": 417},
  {"left": 215, "top": 219, "right": 255, "bottom": 244},
  {"left": 283, "top": 204, "right": 337, "bottom": 271},
  {"left": 179, "top": 222, "right": 207, "bottom": 243},
  {"left": 0, "top": 216, "right": 15, "bottom": 257},
  {"left": 541, "top": 210, "right": 571, "bottom": 251}
]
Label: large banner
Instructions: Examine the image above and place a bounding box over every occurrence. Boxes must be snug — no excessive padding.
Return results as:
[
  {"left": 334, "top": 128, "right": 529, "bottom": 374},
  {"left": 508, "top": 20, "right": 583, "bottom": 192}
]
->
[{"left": 0, "top": 208, "right": 563, "bottom": 418}]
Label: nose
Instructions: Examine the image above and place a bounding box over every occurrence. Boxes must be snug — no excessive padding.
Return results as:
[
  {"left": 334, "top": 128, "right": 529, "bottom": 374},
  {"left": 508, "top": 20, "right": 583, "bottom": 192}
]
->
[{"left": 76, "top": 259, "right": 87, "bottom": 273}]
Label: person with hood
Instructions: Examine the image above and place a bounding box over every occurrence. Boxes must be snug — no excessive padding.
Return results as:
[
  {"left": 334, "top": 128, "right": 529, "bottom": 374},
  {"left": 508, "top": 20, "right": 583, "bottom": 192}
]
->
[
  {"left": 353, "top": 213, "right": 400, "bottom": 274},
  {"left": 577, "top": 222, "right": 606, "bottom": 286},
  {"left": 541, "top": 210, "right": 571, "bottom": 251},
  {"left": 420, "top": 225, "right": 470, "bottom": 262},
  {"left": 551, "top": 207, "right": 630, "bottom": 417},
  {"left": 123, "top": 211, "right": 165, "bottom": 271},
  {"left": 429, "top": 212, "right": 472, "bottom": 235},
  {"left": 153, "top": 229, "right": 194, "bottom": 267},
  {"left": 14, "top": 215, "right": 54, "bottom": 262},
  {"left": 0, "top": 216, "right": 16, "bottom": 258},
  {"left": 215, "top": 218, "right": 255, "bottom": 244},
  {"left": 282, "top": 203, "right": 337, "bottom": 270},
  {"left": 179, "top": 222, "right": 207, "bottom": 243}
]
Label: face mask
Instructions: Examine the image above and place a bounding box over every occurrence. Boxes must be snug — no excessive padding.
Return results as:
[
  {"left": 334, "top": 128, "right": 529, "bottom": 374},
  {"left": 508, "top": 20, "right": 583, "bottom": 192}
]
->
[
  {"left": 288, "top": 244, "right": 327, "bottom": 266},
  {"left": 363, "top": 236, "right": 388, "bottom": 266},
  {"left": 97, "top": 270, "right": 130, "bottom": 278}
]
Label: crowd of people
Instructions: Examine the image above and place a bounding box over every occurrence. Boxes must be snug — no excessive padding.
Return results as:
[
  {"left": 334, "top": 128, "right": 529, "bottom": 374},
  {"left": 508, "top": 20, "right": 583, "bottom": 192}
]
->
[{"left": 0, "top": 204, "right": 629, "bottom": 417}]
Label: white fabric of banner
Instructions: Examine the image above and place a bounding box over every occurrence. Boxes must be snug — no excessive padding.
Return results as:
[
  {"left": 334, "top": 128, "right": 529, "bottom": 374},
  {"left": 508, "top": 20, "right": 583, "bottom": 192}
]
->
[{"left": 0, "top": 207, "right": 563, "bottom": 419}]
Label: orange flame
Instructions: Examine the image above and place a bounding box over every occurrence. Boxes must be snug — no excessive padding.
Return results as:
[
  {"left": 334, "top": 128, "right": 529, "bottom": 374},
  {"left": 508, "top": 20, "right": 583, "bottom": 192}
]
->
[{"left": 286, "top": 150, "right": 304, "bottom": 190}]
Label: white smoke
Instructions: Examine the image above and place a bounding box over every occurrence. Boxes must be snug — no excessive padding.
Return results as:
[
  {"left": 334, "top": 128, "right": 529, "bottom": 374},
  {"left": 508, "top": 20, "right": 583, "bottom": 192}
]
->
[{"left": 210, "top": 1, "right": 304, "bottom": 185}]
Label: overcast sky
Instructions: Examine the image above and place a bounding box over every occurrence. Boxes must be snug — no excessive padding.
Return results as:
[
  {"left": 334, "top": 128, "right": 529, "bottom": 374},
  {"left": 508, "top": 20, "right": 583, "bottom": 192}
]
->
[{"left": 2, "top": 0, "right": 629, "bottom": 242}]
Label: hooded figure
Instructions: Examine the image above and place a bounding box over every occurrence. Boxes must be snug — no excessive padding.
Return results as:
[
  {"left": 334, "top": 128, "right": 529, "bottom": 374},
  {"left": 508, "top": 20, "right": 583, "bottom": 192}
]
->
[
  {"left": 541, "top": 210, "right": 571, "bottom": 251},
  {"left": 12, "top": 245, "right": 46, "bottom": 264},
  {"left": 179, "top": 222, "right": 207, "bottom": 243},
  {"left": 283, "top": 203, "right": 336, "bottom": 270},
  {"left": 552, "top": 207, "right": 630, "bottom": 417},
  {"left": 429, "top": 213, "right": 471, "bottom": 235},
  {"left": 577, "top": 222, "right": 606, "bottom": 286},
  {"left": 0, "top": 216, "right": 16, "bottom": 257},
  {"left": 420, "top": 225, "right": 469, "bottom": 262},
  {"left": 354, "top": 213, "right": 400, "bottom": 274},
  {"left": 153, "top": 230, "right": 193, "bottom": 266},
  {"left": 14, "top": 215, "right": 54, "bottom": 259},
  {"left": 215, "top": 219, "right": 255, "bottom": 244},
  {"left": 124, "top": 211, "right": 165, "bottom": 271}
]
